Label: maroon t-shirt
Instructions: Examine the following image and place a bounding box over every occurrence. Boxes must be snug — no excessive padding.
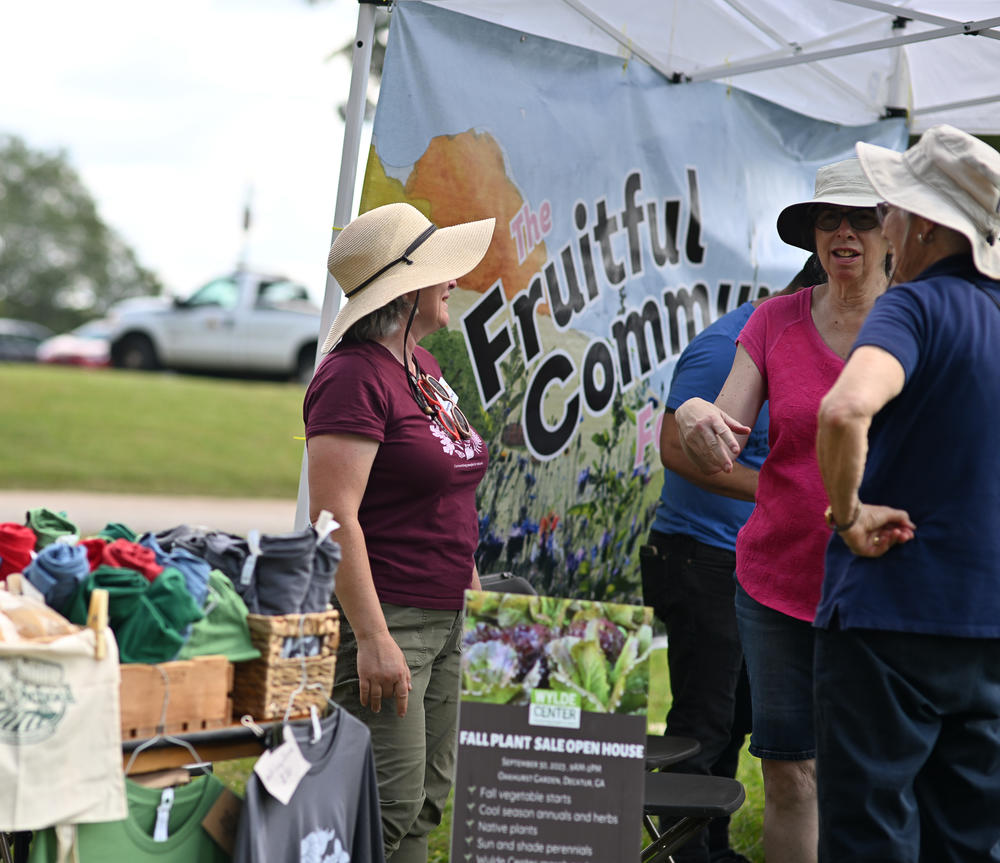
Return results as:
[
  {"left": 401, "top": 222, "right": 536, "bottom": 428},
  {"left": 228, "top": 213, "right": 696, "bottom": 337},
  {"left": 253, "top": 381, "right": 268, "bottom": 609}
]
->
[{"left": 304, "top": 340, "right": 488, "bottom": 610}]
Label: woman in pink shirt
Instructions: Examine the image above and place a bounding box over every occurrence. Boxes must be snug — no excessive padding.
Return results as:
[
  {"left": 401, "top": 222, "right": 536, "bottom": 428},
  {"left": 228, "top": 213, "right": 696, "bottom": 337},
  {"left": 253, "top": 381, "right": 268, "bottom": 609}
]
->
[{"left": 675, "top": 159, "right": 888, "bottom": 863}]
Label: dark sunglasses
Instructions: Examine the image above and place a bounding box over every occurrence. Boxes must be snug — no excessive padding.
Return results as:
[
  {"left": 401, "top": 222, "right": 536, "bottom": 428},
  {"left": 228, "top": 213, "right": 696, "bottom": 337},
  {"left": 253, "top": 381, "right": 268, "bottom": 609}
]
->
[
  {"left": 411, "top": 372, "right": 471, "bottom": 441},
  {"left": 813, "top": 206, "right": 879, "bottom": 232}
]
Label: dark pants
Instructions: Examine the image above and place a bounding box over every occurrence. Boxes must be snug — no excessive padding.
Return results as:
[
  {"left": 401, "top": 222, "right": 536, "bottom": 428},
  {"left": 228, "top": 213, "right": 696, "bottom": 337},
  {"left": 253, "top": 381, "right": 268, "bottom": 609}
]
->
[
  {"left": 815, "top": 626, "right": 1000, "bottom": 863},
  {"left": 641, "top": 531, "right": 752, "bottom": 863}
]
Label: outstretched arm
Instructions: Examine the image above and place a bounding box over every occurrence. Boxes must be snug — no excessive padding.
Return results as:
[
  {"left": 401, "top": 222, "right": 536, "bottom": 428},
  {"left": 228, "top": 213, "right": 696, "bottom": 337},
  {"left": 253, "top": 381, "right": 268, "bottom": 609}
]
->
[
  {"left": 660, "top": 409, "right": 758, "bottom": 501},
  {"left": 816, "top": 345, "right": 916, "bottom": 556},
  {"left": 675, "top": 345, "right": 766, "bottom": 476}
]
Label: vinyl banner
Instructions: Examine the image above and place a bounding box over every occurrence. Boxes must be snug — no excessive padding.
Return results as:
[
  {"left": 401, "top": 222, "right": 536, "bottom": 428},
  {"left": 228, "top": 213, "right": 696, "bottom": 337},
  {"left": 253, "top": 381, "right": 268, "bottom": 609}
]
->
[{"left": 362, "top": 1, "right": 907, "bottom": 601}]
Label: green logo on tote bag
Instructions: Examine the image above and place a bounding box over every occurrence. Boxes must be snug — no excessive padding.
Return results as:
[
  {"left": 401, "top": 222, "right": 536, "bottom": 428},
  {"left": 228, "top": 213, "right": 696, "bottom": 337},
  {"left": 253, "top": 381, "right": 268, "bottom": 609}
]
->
[{"left": 0, "top": 657, "right": 74, "bottom": 744}]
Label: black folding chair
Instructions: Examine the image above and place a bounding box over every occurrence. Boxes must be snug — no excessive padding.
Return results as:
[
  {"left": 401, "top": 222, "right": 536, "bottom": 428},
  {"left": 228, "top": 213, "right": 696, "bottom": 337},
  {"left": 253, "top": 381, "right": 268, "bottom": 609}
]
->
[
  {"left": 641, "top": 771, "right": 746, "bottom": 863},
  {"left": 641, "top": 734, "right": 745, "bottom": 863},
  {"left": 479, "top": 570, "right": 536, "bottom": 594}
]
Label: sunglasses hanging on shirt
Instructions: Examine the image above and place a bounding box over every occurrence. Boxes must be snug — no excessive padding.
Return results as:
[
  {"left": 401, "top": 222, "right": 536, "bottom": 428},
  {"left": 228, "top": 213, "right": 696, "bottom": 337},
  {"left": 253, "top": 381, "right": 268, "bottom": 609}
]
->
[
  {"left": 408, "top": 364, "right": 471, "bottom": 441},
  {"left": 397, "top": 290, "right": 471, "bottom": 442}
]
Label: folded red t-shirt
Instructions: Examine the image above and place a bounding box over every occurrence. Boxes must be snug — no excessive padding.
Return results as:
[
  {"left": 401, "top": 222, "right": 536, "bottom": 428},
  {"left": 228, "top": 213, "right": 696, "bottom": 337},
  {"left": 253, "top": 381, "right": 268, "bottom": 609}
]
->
[
  {"left": 0, "top": 523, "right": 37, "bottom": 579},
  {"left": 80, "top": 537, "right": 108, "bottom": 571},
  {"left": 101, "top": 539, "right": 163, "bottom": 582}
]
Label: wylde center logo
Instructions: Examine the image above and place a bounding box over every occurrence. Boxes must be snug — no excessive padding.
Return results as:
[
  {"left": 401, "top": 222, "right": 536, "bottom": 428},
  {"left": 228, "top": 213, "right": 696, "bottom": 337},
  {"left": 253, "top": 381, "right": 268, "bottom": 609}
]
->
[{"left": 0, "top": 657, "right": 74, "bottom": 744}]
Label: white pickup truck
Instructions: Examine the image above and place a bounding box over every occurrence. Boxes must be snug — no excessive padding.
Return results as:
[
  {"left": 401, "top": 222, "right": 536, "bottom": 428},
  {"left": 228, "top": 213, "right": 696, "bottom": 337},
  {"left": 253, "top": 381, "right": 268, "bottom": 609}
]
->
[{"left": 108, "top": 271, "right": 322, "bottom": 382}]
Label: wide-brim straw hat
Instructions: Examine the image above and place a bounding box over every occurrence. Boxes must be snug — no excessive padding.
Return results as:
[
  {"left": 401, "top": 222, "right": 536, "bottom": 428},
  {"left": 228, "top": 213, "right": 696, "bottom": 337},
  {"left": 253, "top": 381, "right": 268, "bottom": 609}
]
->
[
  {"left": 321, "top": 202, "right": 495, "bottom": 353},
  {"left": 857, "top": 124, "right": 1000, "bottom": 279},
  {"left": 776, "top": 157, "right": 882, "bottom": 252}
]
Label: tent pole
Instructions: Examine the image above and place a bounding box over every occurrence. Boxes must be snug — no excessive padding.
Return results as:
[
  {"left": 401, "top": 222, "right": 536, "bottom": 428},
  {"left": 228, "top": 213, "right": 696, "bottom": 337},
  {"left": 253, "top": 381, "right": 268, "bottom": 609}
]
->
[
  {"left": 837, "top": 0, "right": 1000, "bottom": 41},
  {"left": 558, "top": 0, "right": 674, "bottom": 79},
  {"left": 686, "top": 15, "right": 1000, "bottom": 82},
  {"left": 885, "top": 16, "right": 911, "bottom": 121},
  {"left": 294, "top": 1, "right": 378, "bottom": 530},
  {"left": 914, "top": 93, "right": 1000, "bottom": 119}
]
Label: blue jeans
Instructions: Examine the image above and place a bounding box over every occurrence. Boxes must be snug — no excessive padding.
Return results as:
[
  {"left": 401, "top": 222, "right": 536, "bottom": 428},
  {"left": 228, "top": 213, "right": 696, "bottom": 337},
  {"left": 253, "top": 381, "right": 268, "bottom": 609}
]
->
[
  {"left": 815, "top": 626, "right": 1000, "bottom": 862},
  {"left": 641, "top": 532, "right": 751, "bottom": 862},
  {"left": 734, "top": 581, "right": 815, "bottom": 760}
]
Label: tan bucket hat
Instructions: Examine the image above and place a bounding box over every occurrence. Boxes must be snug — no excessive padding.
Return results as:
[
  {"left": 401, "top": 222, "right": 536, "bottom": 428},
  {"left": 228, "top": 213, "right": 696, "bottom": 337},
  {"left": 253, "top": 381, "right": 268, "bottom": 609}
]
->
[
  {"left": 776, "top": 158, "right": 882, "bottom": 252},
  {"left": 856, "top": 125, "right": 1000, "bottom": 279},
  {"left": 321, "top": 203, "right": 495, "bottom": 353}
]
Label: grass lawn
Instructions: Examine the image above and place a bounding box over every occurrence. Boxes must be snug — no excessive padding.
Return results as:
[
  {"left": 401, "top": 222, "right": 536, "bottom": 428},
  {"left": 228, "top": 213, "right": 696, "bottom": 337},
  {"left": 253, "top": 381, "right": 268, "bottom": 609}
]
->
[
  {"left": 2, "top": 364, "right": 306, "bottom": 497},
  {"left": 9, "top": 364, "right": 765, "bottom": 860}
]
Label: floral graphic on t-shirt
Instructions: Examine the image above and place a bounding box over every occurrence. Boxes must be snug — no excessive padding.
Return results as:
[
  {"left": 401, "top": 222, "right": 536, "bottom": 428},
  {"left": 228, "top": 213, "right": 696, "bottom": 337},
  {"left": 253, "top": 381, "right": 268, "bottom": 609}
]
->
[
  {"left": 428, "top": 421, "right": 485, "bottom": 461},
  {"left": 300, "top": 827, "right": 350, "bottom": 863}
]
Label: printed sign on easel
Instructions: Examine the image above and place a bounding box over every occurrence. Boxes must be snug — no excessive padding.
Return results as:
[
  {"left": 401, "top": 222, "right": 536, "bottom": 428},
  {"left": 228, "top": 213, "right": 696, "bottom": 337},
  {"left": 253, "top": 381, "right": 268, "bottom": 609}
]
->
[{"left": 452, "top": 592, "right": 653, "bottom": 863}]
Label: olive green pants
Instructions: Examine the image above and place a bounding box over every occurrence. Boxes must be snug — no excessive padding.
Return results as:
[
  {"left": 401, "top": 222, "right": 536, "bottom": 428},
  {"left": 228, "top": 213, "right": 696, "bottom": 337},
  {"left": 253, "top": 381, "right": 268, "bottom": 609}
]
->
[{"left": 333, "top": 603, "right": 463, "bottom": 863}]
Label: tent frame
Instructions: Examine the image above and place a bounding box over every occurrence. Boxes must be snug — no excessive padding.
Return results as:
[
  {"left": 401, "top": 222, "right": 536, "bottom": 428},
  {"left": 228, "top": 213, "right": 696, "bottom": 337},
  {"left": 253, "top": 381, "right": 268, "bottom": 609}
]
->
[
  {"left": 294, "top": 1, "right": 379, "bottom": 528},
  {"left": 294, "top": 0, "right": 999, "bottom": 527}
]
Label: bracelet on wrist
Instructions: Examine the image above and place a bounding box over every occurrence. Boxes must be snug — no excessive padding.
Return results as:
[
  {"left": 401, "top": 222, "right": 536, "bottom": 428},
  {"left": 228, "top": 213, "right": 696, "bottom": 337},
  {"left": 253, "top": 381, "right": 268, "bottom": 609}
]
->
[{"left": 824, "top": 501, "right": 861, "bottom": 532}]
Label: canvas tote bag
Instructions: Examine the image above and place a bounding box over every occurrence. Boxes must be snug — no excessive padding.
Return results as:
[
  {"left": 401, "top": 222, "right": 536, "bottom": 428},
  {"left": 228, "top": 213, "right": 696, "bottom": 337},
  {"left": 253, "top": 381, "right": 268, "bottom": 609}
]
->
[{"left": 0, "top": 613, "right": 127, "bottom": 830}]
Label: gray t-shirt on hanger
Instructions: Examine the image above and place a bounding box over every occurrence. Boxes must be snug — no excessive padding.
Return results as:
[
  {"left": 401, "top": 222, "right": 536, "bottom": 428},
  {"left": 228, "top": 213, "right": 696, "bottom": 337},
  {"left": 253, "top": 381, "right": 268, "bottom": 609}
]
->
[{"left": 233, "top": 708, "right": 384, "bottom": 863}]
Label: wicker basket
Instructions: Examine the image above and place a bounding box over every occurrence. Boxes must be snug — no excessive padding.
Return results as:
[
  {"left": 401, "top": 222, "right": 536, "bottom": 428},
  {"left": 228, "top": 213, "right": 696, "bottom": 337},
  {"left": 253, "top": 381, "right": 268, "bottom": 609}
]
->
[{"left": 231, "top": 609, "right": 340, "bottom": 720}]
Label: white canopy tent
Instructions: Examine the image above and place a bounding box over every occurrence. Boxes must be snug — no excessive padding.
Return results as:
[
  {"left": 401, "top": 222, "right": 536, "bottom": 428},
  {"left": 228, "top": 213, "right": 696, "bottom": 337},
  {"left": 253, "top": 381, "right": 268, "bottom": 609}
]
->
[
  {"left": 325, "top": 0, "right": 1000, "bottom": 329},
  {"left": 426, "top": 0, "right": 1000, "bottom": 133},
  {"left": 295, "top": 0, "right": 1000, "bottom": 526}
]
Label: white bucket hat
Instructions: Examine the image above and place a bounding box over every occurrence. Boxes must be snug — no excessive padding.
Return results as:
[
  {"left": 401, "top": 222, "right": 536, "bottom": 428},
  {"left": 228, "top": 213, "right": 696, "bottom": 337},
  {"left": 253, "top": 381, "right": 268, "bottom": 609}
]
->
[
  {"left": 776, "top": 158, "right": 882, "bottom": 252},
  {"left": 321, "top": 202, "right": 495, "bottom": 353},
  {"left": 856, "top": 125, "right": 1000, "bottom": 279}
]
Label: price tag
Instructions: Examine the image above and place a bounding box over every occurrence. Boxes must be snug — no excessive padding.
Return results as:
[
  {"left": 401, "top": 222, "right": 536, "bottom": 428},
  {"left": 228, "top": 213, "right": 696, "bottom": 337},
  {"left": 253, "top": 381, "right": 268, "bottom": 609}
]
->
[
  {"left": 153, "top": 787, "right": 175, "bottom": 842},
  {"left": 240, "top": 530, "right": 261, "bottom": 586},
  {"left": 309, "top": 705, "right": 322, "bottom": 743},
  {"left": 253, "top": 724, "right": 311, "bottom": 804},
  {"left": 314, "top": 509, "right": 340, "bottom": 544},
  {"left": 437, "top": 375, "right": 459, "bottom": 404}
]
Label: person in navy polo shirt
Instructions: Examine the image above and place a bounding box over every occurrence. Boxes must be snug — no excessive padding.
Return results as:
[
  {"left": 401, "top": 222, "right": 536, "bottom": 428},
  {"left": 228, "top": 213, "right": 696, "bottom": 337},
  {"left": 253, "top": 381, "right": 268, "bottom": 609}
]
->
[{"left": 816, "top": 125, "right": 1000, "bottom": 862}]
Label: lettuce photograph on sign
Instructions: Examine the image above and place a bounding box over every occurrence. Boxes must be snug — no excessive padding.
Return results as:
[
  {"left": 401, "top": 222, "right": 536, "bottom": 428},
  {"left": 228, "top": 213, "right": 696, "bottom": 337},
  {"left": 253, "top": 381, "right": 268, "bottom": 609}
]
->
[
  {"left": 361, "top": 1, "right": 907, "bottom": 601},
  {"left": 453, "top": 591, "right": 653, "bottom": 863}
]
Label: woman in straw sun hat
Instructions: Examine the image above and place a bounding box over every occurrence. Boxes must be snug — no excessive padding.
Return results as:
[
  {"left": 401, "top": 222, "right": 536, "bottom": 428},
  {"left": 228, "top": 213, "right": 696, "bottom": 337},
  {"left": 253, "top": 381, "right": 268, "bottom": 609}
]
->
[
  {"left": 304, "top": 202, "right": 495, "bottom": 863},
  {"left": 675, "top": 157, "right": 889, "bottom": 863},
  {"left": 815, "top": 125, "right": 1000, "bottom": 860}
]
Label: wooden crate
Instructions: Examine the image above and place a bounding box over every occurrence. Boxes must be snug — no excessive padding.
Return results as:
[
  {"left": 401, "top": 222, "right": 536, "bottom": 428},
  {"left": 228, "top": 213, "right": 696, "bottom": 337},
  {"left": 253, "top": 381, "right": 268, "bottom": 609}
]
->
[
  {"left": 120, "top": 654, "right": 234, "bottom": 739},
  {"left": 232, "top": 609, "right": 339, "bottom": 721}
]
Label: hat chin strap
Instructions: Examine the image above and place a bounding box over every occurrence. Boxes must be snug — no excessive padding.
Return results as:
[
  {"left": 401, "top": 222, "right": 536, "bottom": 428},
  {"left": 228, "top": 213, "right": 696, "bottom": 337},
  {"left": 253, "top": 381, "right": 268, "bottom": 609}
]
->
[
  {"left": 402, "top": 295, "right": 435, "bottom": 416},
  {"left": 401, "top": 295, "right": 420, "bottom": 375},
  {"left": 344, "top": 225, "right": 438, "bottom": 299}
]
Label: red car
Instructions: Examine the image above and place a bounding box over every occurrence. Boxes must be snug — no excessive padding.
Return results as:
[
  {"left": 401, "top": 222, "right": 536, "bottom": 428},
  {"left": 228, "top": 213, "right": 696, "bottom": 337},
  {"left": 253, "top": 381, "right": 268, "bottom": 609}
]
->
[{"left": 36, "top": 319, "right": 112, "bottom": 367}]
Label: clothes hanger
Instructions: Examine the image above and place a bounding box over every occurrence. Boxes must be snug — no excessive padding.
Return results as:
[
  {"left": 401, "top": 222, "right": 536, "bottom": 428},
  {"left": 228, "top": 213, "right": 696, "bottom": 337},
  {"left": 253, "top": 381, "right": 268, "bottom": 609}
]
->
[
  {"left": 124, "top": 665, "right": 207, "bottom": 776},
  {"left": 279, "top": 612, "right": 340, "bottom": 741}
]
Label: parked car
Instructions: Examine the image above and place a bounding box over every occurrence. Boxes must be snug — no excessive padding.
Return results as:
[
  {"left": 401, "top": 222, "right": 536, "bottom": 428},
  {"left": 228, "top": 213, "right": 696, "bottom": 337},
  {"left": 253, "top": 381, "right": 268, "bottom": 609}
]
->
[
  {"left": 36, "top": 319, "right": 113, "bottom": 367},
  {"left": 107, "top": 272, "right": 322, "bottom": 382},
  {"left": 0, "top": 319, "right": 53, "bottom": 362}
]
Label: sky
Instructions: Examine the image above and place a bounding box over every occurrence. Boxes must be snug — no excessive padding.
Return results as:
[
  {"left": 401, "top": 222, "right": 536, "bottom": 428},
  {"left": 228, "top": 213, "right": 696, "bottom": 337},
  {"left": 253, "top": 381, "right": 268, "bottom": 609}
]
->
[{"left": 2, "top": 0, "right": 368, "bottom": 305}]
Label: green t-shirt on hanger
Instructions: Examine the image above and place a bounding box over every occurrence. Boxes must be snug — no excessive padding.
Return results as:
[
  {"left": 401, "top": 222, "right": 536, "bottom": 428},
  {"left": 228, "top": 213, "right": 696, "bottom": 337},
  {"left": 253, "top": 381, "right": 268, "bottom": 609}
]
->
[{"left": 27, "top": 774, "right": 232, "bottom": 863}]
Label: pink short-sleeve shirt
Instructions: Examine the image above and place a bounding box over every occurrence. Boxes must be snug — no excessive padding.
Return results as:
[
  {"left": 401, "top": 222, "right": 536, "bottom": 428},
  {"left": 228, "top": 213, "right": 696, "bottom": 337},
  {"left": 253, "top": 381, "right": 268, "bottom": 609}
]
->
[{"left": 736, "top": 287, "right": 843, "bottom": 621}]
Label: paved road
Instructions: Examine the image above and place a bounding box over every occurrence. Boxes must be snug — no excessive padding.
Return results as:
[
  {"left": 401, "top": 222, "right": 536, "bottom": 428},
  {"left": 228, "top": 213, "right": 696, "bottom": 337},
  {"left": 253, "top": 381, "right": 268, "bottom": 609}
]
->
[{"left": 0, "top": 489, "right": 298, "bottom": 537}]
